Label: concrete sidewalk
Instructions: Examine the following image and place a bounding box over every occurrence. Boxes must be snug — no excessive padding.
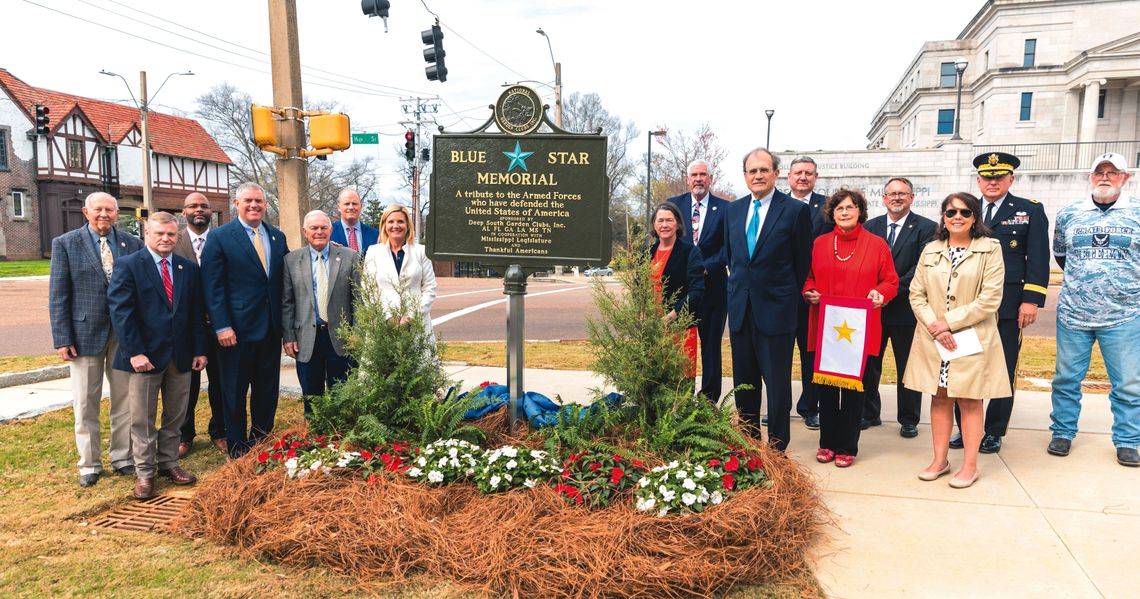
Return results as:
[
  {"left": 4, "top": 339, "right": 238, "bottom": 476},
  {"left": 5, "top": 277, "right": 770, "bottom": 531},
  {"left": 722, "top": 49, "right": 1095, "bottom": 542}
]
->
[{"left": 4, "top": 363, "right": 1136, "bottom": 598}]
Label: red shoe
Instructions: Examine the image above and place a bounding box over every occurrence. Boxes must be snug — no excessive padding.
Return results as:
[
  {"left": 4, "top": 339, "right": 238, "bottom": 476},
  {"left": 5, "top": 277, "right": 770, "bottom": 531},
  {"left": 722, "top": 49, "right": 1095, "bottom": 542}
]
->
[
  {"left": 816, "top": 448, "right": 835, "bottom": 463},
  {"left": 835, "top": 454, "right": 855, "bottom": 468}
]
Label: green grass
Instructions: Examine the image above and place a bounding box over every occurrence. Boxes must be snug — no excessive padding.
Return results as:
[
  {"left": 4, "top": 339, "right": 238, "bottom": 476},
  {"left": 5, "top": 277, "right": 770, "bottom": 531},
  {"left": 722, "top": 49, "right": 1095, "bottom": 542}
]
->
[
  {"left": 0, "top": 259, "right": 50, "bottom": 277},
  {"left": 0, "top": 354, "right": 59, "bottom": 373}
]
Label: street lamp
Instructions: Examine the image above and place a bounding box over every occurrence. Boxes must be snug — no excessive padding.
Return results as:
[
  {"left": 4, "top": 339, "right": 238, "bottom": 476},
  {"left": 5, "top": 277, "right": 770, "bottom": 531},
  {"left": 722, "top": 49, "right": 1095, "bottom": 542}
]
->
[
  {"left": 100, "top": 69, "right": 194, "bottom": 214},
  {"left": 764, "top": 109, "right": 775, "bottom": 148},
  {"left": 535, "top": 28, "right": 562, "bottom": 128},
  {"left": 646, "top": 129, "right": 667, "bottom": 232},
  {"left": 951, "top": 59, "right": 968, "bottom": 140}
]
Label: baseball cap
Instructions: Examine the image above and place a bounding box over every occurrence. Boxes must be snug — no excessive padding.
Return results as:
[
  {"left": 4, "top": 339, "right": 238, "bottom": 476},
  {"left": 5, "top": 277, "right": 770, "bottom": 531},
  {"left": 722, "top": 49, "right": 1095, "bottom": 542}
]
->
[{"left": 1090, "top": 152, "right": 1128, "bottom": 173}]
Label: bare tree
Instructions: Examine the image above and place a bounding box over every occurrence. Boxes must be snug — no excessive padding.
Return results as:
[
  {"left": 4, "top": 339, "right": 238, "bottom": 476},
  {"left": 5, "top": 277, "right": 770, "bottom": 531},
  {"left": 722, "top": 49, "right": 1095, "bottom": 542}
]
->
[
  {"left": 649, "top": 124, "right": 731, "bottom": 199},
  {"left": 561, "top": 92, "right": 640, "bottom": 201}
]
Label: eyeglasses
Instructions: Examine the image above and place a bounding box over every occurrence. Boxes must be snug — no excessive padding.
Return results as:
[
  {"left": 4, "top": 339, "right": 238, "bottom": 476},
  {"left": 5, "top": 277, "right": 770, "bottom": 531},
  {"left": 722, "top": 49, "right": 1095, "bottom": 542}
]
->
[
  {"left": 1092, "top": 170, "right": 1125, "bottom": 179},
  {"left": 944, "top": 209, "right": 973, "bottom": 218},
  {"left": 885, "top": 192, "right": 912, "bottom": 199},
  {"left": 833, "top": 205, "right": 858, "bottom": 213},
  {"left": 744, "top": 168, "right": 774, "bottom": 176}
]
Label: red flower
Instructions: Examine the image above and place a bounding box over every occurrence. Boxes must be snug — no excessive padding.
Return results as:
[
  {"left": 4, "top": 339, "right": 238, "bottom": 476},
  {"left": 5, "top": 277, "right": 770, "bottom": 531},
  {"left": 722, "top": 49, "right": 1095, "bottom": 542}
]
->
[
  {"left": 272, "top": 441, "right": 283, "bottom": 450},
  {"left": 589, "top": 462, "right": 601, "bottom": 472},
  {"left": 271, "top": 452, "right": 283, "bottom": 461},
  {"left": 724, "top": 455, "right": 740, "bottom": 472},
  {"left": 366, "top": 474, "right": 379, "bottom": 486},
  {"left": 609, "top": 467, "right": 625, "bottom": 485},
  {"left": 707, "top": 458, "right": 722, "bottom": 468},
  {"left": 746, "top": 457, "right": 764, "bottom": 471},
  {"left": 561, "top": 469, "right": 572, "bottom": 480},
  {"left": 631, "top": 459, "right": 645, "bottom": 469},
  {"left": 566, "top": 453, "right": 580, "bottom": 465},
  {"left": 257, "top": 451, "right": 269, "bottom": 463},
  {"left": 314, "top": 436, "right": 326, "bottom": 443},
  {"left": 612, "top": 454, "right": 623, "bottom": 462},
  {"left": 392, "top": 442, "right": 410, "bottom": 453},
  {"left": 360, "top": 451, "right": 373, "bottom": 461},
  {"left": 290, "top": 440, "right": 302, "bottom": 449},
  {"left": 285, "top": 449, "right": 296, "bottom": 458},
  {"left": 380, "top": 453, "right": 393, "bottom": 465},
  {"left": 722, "top": 474, "right": 735, "bottom": 491}
]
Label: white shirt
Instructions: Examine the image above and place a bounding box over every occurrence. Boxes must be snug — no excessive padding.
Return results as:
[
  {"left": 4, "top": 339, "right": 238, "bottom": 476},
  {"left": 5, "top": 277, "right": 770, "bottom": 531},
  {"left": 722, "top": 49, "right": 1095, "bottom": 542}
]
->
[
  {"left": 789, "top": 191, "right": 813, "bottom": 204},
  {"left": 188, "top": 227, "right": 210, "bottom": 260},
  {"left": 746, "top": 189, "right": 777, "bottom": 239},
  {"left": 983, "top": 195, "right": 1007, "bottom": 222},
  {"left": 690, "top": 193, "right": 710, "bottom": 241}
]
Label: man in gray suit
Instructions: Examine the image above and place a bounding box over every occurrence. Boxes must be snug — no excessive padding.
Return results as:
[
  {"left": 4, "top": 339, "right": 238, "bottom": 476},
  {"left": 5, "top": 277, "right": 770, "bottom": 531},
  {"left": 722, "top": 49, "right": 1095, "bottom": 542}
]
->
[
  {"left": 49, "top": 192, "right": 144, "bottom": 487},
  {"left": 282, "top": 210, "right": 361, "bottom": 415}
]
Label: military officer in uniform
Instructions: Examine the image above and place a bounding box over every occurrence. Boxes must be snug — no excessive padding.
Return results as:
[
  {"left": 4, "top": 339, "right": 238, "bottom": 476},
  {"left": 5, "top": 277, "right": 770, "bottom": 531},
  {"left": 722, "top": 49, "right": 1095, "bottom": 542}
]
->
[{"left": 950, "top": 152, "right": 1049, "bottom": 454}]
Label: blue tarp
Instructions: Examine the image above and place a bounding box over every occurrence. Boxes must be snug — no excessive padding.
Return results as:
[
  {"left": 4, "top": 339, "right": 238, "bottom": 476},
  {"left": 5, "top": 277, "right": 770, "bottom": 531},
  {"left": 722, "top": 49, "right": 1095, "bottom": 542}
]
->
[{"left": 452, "top": 384, "right": 622, "bottom": 427}]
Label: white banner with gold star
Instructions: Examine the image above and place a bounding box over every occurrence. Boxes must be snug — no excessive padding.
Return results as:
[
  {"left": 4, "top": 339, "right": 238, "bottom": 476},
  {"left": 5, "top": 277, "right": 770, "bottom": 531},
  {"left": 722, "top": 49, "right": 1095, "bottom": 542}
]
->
[{"left": 813, "top": 295, "right": 879, "bottom": 391}]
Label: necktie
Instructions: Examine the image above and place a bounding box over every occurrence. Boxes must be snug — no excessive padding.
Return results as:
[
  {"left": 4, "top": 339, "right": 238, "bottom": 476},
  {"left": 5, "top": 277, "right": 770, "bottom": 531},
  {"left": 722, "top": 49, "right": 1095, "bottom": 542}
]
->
[
  {"left": 251, "top": 227, "right": 268, "bottom": 274},
  {"left": 887, "top": 223, "right": 898, "bottom": 248},
  {"left": 692, "top": 199, "right": 701, "bottom": 244},
  {"left": 347, "top": 226, "right": 359, "bottom": 253},
  {"left": 161, "top": 259, "right": 173, "bottom": 307},
  {"left": 315, "top": 254, "right": 329, "bottom": 322},
  {"left": 194, "top": 237, "right": 205, "bottom": 260},
  {"left": 985, "top": 202, "right": 996, "bottom": 227},
  {"left": 99, "top": 235, "right": 114, "bottom": 281},
  {"left": 746, "top": 199, "right": 761, "bottom": 258}
]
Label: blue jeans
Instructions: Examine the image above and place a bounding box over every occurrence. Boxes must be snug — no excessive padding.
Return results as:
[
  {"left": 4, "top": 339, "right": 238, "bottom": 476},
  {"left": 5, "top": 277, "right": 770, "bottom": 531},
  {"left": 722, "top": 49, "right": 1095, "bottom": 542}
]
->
[{"left": 1050, "top": 316, "right": 1140, "bottom": 447}]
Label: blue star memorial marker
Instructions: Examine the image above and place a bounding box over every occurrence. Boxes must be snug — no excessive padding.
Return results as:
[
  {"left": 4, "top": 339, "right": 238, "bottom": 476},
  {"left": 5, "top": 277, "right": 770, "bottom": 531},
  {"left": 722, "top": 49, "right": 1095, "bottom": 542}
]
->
[{"left": 503, "top": 141, "right": 535, "bottom": 172}]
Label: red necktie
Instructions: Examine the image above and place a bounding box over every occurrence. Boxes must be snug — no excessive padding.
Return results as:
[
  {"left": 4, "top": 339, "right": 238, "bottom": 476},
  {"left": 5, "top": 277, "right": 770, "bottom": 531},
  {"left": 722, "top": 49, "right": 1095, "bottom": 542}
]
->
[
  {"left": 347, "top": 226, "right": 359, "bottom": 252},
  {"left": 161, "top": 259, "right": 173, "bottom": 307}
]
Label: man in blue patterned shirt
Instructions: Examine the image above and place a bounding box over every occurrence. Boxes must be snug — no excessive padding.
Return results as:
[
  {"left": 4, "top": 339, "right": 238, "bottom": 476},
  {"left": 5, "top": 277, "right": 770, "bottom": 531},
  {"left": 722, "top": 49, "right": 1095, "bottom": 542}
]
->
[{"left": 1048, "top": 153, "right": 1140, "bottom": 467}]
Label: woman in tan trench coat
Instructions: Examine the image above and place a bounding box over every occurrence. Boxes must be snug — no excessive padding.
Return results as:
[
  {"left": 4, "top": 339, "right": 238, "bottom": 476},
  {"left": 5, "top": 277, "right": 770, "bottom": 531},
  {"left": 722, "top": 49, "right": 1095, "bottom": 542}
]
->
[{"left": 903, "top": 192, "right": 1010, "bottom": 488}]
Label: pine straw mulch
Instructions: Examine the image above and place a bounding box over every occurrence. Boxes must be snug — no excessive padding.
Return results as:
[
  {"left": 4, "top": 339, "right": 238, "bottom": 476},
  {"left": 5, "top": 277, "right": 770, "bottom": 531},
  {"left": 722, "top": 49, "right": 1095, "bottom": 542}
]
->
[{"left": 172, "top": 424, "right": 829, "bottom": 599}]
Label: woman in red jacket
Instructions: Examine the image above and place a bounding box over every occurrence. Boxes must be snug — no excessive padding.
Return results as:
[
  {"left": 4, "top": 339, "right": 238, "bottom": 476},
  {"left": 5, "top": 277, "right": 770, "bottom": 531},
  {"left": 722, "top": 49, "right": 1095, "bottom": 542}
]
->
[{"left": 803, "top": 189, "right": 899, "bottom": 467}]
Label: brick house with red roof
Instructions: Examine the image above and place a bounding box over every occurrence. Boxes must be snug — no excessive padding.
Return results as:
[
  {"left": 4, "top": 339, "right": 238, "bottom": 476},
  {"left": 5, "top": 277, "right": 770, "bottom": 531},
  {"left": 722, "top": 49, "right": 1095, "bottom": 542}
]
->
[{"left": 0, "top": 68, "right": 232, "bottom": 259}]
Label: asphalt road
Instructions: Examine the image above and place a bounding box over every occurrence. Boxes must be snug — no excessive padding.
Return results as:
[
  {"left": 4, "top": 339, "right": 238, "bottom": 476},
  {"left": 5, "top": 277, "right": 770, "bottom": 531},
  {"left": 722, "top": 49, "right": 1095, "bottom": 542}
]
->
[{"left": 0, "top": 276, "right": 1060, "bottom": 358}]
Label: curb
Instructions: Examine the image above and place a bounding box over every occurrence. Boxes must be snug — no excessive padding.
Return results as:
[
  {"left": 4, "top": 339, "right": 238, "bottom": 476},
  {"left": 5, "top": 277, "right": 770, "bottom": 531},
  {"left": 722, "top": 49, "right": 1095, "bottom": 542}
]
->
[{"left": 0, "top": 365, "right": 69, "bottom": 389}]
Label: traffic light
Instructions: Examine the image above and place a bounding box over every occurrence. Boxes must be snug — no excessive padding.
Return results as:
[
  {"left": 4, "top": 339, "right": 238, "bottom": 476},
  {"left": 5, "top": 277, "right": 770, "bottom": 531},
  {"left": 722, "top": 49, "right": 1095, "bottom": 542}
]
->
[
  {"left": 250, "top": 104, "right": 279, "bottom": 148},
  {"left": 360, "top": 0, "right": 389, "bottom": 18},
  {"left": 421, "top": 24, "right": 447, "bottom": 82},
  {"left": 34, "top": 104, "right": 50, "bottom": 136},
  {"left": 404, "top": 130, "right": 415, "bottom": 161},
  {"left": 421, "top": 147, "right": 430, "bottom": 162},
  {"left": 309, "top": 113, "right": 351, "bottom": 151}
]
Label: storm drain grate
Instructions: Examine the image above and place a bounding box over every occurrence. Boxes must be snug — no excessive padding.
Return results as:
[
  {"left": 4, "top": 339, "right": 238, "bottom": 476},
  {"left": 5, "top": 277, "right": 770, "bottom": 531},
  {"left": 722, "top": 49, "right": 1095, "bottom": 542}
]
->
[{"left": 90, "top": 494, "right": 191, "bottom": 532}]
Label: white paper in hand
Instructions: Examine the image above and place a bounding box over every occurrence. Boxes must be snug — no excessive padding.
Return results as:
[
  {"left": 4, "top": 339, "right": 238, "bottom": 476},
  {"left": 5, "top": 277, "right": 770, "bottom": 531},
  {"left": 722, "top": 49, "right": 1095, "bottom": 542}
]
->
[{"left": 935, "top": 328, "right": 983, "bottom": 361}]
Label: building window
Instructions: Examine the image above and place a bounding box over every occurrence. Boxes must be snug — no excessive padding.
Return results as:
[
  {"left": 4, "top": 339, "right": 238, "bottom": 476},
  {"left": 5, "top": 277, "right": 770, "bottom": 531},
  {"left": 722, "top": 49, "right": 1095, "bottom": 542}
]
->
[
  {"left": 939, "top": 62, "right": 957, "bottom": 88},
  {"left": 1019, "top": 92, "right": 1033, "bottom": 121},
  {"left": 0, "top": 129, "right": 8, "bottom": 170},
  {"left": 11, "top": 189, "right": 27, "bottom": 219},
  {"left": 979, "top": 101, "right": 985, "bottom": 128},
  {"left": 983, "top": 50, "right": 989, "bottom": 71},
  {"left": 937, "top": 109, "right": 955, "bottom": 135},
  {"left": 1098, "top": 90, "right": 1107, "bottom": 119},
  {"left": 1023, "top": 39, "right": 1036, "bottom": 67},
  {"left": 67, "top": 139, "right": 85, "bottom": 170}
]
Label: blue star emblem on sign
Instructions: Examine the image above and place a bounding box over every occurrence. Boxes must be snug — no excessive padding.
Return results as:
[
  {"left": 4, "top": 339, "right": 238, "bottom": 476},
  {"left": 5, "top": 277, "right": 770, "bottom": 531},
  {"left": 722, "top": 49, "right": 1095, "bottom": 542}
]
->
[{"left": 503, "top": 141, "right": 535, "bottom": 172}]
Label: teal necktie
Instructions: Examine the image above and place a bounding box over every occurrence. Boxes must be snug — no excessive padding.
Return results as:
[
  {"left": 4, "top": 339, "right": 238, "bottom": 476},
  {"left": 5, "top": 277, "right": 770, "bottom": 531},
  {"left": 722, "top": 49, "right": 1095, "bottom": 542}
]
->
[{"left": 746, "top": 199, "right": 761, "bottom": 258}]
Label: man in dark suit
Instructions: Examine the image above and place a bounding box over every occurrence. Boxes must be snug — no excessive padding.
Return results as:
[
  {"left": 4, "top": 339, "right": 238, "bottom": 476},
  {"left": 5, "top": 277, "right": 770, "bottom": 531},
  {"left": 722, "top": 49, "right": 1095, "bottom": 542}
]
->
[
  {"left": 200, "top": 182, "right": 289, "bottom": 458},
  {"left": 49, "top": 192, "right": 144, "bottom": 487},
  {"left": 667, "top": 159, "right": 729, "bottom": 402},
  {"left": 724, "top": 148, "right": 813, "bottom": 451},
  {"left": 173, "top": 192, "right": 226, "bottom": 458},
  {"left": 863, "top": 177, "right": 937, "bottom": 438},
  {"left": 282, "top": 210, "right": 361, "bottom": 414},
  {"left": 107, "top": 212, "right": 207, "bottom": 500},
  {"left": 329, "top": 188, "right": 379, "bottom": 255},
  {"left": 949, "top": 152, "right": 1049, "bottom": 454},
  {"left": 785, "top": 156, "right": 830, "bottom": 431}
]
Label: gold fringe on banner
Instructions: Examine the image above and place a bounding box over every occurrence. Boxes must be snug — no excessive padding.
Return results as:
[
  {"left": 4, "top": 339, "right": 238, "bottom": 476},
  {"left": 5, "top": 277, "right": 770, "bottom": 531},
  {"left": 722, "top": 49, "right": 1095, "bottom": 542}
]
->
[{"left": 813, "top": 373, "right": 864, "bottom": 392}]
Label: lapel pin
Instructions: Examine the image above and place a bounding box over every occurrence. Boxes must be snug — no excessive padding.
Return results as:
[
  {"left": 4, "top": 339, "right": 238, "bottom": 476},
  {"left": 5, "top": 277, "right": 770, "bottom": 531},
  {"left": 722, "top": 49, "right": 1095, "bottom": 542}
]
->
[
  {"left": 177, "top": 264, "right": 183, "bottom": 270},
  {"left": 272, "top": 236, "right": 277, "bottom": 241}
]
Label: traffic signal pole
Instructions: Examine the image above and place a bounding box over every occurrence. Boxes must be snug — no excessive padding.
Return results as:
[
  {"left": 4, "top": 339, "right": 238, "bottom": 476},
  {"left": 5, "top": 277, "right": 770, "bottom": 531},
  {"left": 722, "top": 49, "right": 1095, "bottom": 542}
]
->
[{"left": 267, "top": 0, "right": 308, "bottom": 249}]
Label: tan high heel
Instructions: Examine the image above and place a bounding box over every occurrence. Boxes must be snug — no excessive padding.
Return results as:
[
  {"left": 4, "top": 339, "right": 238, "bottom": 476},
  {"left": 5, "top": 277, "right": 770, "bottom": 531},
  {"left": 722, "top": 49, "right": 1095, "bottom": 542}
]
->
[{"left": 918, "top": 461, "right": 951, "bottom": 481}]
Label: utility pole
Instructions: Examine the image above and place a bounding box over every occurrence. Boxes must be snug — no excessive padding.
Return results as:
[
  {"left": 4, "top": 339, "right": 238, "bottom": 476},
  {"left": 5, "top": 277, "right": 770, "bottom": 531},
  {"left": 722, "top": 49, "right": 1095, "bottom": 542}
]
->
[
  {"left": 401, "top": 97, "right": 439, "bottom": 242},
  {"left": 138, "top": 72, "right": 153, "bottom": 215},
  {"left": 267, "top": 0, "right": 308, "bottom": 249}
]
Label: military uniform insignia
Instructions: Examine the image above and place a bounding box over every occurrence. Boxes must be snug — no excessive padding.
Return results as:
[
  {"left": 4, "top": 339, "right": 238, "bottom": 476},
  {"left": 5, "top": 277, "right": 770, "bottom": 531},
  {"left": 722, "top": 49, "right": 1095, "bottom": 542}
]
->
[
  {"left": 1093, "top": 234, "right": 1110, "bottom": 247},
  {"left": 1010, "top": 240, "right": 1018, "bottom": 248},
  {"left": 1029, "top": 199, "right": 1040, "bottom": 204},
  {"left": 988, "top": 154, "right": 1000, "bottom": 166}
]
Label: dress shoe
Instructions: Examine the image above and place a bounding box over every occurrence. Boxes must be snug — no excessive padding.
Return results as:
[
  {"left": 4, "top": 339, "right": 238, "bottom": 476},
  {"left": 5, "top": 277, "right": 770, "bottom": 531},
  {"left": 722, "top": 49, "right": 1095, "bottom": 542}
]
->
[
  {"left": 918, "top": 461, "right": 952, "bottom": 481},
  {"left": 979, "top": 434, "right": 1002, "bottom": 454},
  {"left": 1047, "top": 437, "right": 1071, "bottom": 457},
  {"left": 900, "top": 424, "right": 919, "bottom": 438},
  {"left": 178, "top": 441, "right": 192, "bottom": 459},
  {"left": 804, "top": 414, "right": 820, "bottom": 430},
  {"left": 1117, "top": 447, "right": 1140, "bottom": 467},
  {"left": 133, "top": 477, "right": 156, "bottom": 500},
  {"left": 949, "top": 471, "right": 979, "bottom": 489},
  {"left": 860, "top": 417, "right": 881, "bottom": 430},
  {"left": 212, "top": 438, "right": 228, "bottom": 453},
  {"left": 158, "top": 466, "right": 197, "bottom": 485},
  {"left": 761, "top": 415, "right": 769, "bottom": 427},
  {"left": 78, "top": 473, "right": 99, "bottom": 487},
  {"left": 948, "top": 432, "right": 964, "bottom": 449},
  {"left": 113, "top": 464, "right": 136, "bottom": 476}
]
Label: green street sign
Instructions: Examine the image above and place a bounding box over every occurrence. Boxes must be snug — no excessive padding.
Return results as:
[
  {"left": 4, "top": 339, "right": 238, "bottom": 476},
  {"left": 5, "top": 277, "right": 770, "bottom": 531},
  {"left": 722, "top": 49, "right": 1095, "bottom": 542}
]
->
[{"left": 350, "top": 133, "right": 379, "bottom": 144}]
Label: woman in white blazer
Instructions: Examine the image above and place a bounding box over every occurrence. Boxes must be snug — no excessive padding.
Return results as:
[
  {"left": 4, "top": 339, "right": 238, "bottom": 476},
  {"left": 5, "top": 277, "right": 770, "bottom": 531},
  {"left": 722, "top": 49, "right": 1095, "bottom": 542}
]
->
[{"left": 362, "top": 204, "right": 437, "bottom": 336}]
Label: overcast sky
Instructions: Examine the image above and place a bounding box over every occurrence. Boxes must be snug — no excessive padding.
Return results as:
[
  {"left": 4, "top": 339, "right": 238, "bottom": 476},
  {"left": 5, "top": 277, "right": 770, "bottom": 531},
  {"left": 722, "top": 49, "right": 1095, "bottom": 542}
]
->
[{"left": 4, "top": 0, "right": 985, "bottom": 200}]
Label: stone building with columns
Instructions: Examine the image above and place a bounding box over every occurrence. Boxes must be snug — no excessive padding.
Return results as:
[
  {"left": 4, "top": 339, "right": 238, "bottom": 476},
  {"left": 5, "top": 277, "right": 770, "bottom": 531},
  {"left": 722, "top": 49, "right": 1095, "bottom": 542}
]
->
[{"left": 779, "top": 0, "right": 1140, "bottom": 232}]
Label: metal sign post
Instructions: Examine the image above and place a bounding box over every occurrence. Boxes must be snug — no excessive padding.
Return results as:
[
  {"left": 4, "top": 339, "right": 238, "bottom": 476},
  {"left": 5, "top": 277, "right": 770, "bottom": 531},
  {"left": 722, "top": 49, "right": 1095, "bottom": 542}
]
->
[{"left": 503, "top": 264, "right": 527, "bottom": 428}]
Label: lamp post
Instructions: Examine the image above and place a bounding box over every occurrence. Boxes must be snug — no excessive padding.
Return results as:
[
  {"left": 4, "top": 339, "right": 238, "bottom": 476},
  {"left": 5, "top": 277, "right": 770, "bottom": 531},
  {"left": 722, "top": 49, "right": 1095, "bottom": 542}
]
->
[
  {"left": 951, "top": 59, "right": 968, "bottom": 141},
  {"left": 645, "top": 129, "right": 667, "bottom": 232},
  {"left": 100, "top": 69, "right": 194, "bottom": 214},
  {"left": 764, "top": 109, "right": 775, "bottom": 148},
  {"left": 536, "top": 28, "right": 562, "bottom": 127}
]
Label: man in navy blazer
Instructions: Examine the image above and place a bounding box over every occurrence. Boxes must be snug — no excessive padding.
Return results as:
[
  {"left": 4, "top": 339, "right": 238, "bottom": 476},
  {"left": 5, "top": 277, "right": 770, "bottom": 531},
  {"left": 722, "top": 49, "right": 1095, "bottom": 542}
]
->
[
  {"left": 199, "top": 182, "right": 289, "bottom": 458},
  {"left": 329, "top": 188, "right": 379, "bottom": 255},
  {"left": 108, "top": 212, "right": 207, "bottom": 499},
  {"left": 49, "top": 192, "right": 144, "bottom": 487},
  {"left": 785, "top": 156, "right": 830, "bottom": 431},
  {"left": 724, "top": 148, "right": 813, "bottom": 451},
  {"left": 667, "top": 159, "right": 729, "bottom": 402}
]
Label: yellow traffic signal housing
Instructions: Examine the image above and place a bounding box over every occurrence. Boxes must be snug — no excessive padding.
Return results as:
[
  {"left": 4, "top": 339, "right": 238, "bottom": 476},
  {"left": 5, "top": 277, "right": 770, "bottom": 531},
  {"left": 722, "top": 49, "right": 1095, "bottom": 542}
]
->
[
  {"left": 309, "top": 113, "right": 351, "bottom": 151},
  {"left": 250, "top": 104, "right": 279, "bottom": 147}
]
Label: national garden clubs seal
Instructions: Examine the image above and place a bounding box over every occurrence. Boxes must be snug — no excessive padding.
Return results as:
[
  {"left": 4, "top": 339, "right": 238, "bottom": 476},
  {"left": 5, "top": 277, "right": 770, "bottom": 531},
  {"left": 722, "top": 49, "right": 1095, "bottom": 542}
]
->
[{"left": 495, "top": 85, "right": 543, "bottom": 135}]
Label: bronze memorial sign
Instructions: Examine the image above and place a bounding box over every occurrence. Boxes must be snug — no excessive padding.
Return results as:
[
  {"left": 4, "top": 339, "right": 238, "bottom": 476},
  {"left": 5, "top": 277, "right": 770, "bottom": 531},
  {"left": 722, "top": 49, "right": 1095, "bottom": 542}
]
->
[{"left": 425, "top": 85, "right": 610, "bottom": 268}]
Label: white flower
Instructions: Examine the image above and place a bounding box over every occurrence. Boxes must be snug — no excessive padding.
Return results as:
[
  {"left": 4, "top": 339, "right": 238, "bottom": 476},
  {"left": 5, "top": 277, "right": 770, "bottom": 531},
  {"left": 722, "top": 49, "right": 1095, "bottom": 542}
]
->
[
  {"left": 487, "top": 451, "right": 500, "bottom": 464},
  {"left": 675, "top": 470, "right": 688, "bottom": 480},
  {"left": 693, "top": 466, "right": 706, "bottom": 478},
  {"left": 445, "top": 439, "right": 457, "bottom": 447},
  {"left": 638, "top": 477, "right": 650, "bottom": 488},
  {"left": 417, "top": 457, "right": 427, "bottom": 467},
  {"left": 698, "top": 489, "right": 709, "bottom": 503},
  {"left": 505, "top": 459, "right": 518, "bottom": 470},
  {"left": 682, "top": 478, "right": 697, "bottom": 491},
  {"left": 524, "top": 478, "right": 536, "bottom": 488},
  {"left": 407, "top": 467, "right": 422, "bottom": 478},
  {"left": 659, "top": 486, "right": 676, "bottom": 502},
  {"left": 501, "top": 446, "right": 518, "bottom": 458},
  {"left": 681, "top": 493, "right": 697, "bottom": 506},
  {"left": 437, "top": 457, "right": 449, "bottom": 467},
  {"left": 668, "top": 460, "right": 679, "bottom": 468},
  {"left": 449, "top": 447, "right": 459, "bottom": 458},
  {"left": 504, "top": 473, "right": 512, "bottom": 482},
  {"left": 710, "top": 491, "right": 724, "bottom": 505},
  {"left": 489, "top": 475, "right": 501, "bottom": 488},
  {"left": 635, "top": 496, "right": 656, "bottom": 512},
  {"left": 427, "top": 470, "right": 444, "bottom": 483},
  {"left": 465, "top": 468, "right": 475, "bottom": 475},
  {"left": 449, "top": 457, "right": 460, "bottom": 468},
  {"left": 530, "top": 450, "right": 546, "bottom": 459},
  {"left": 657, "top": 507, "right": 669, "bottom": 518}
]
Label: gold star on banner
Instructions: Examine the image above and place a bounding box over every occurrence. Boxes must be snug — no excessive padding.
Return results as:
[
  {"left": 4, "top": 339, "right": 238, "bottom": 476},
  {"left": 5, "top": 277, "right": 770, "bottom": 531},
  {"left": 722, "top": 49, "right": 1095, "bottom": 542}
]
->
[{"left": 833, "top": 320, "right": 857, "bottom": 343}]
